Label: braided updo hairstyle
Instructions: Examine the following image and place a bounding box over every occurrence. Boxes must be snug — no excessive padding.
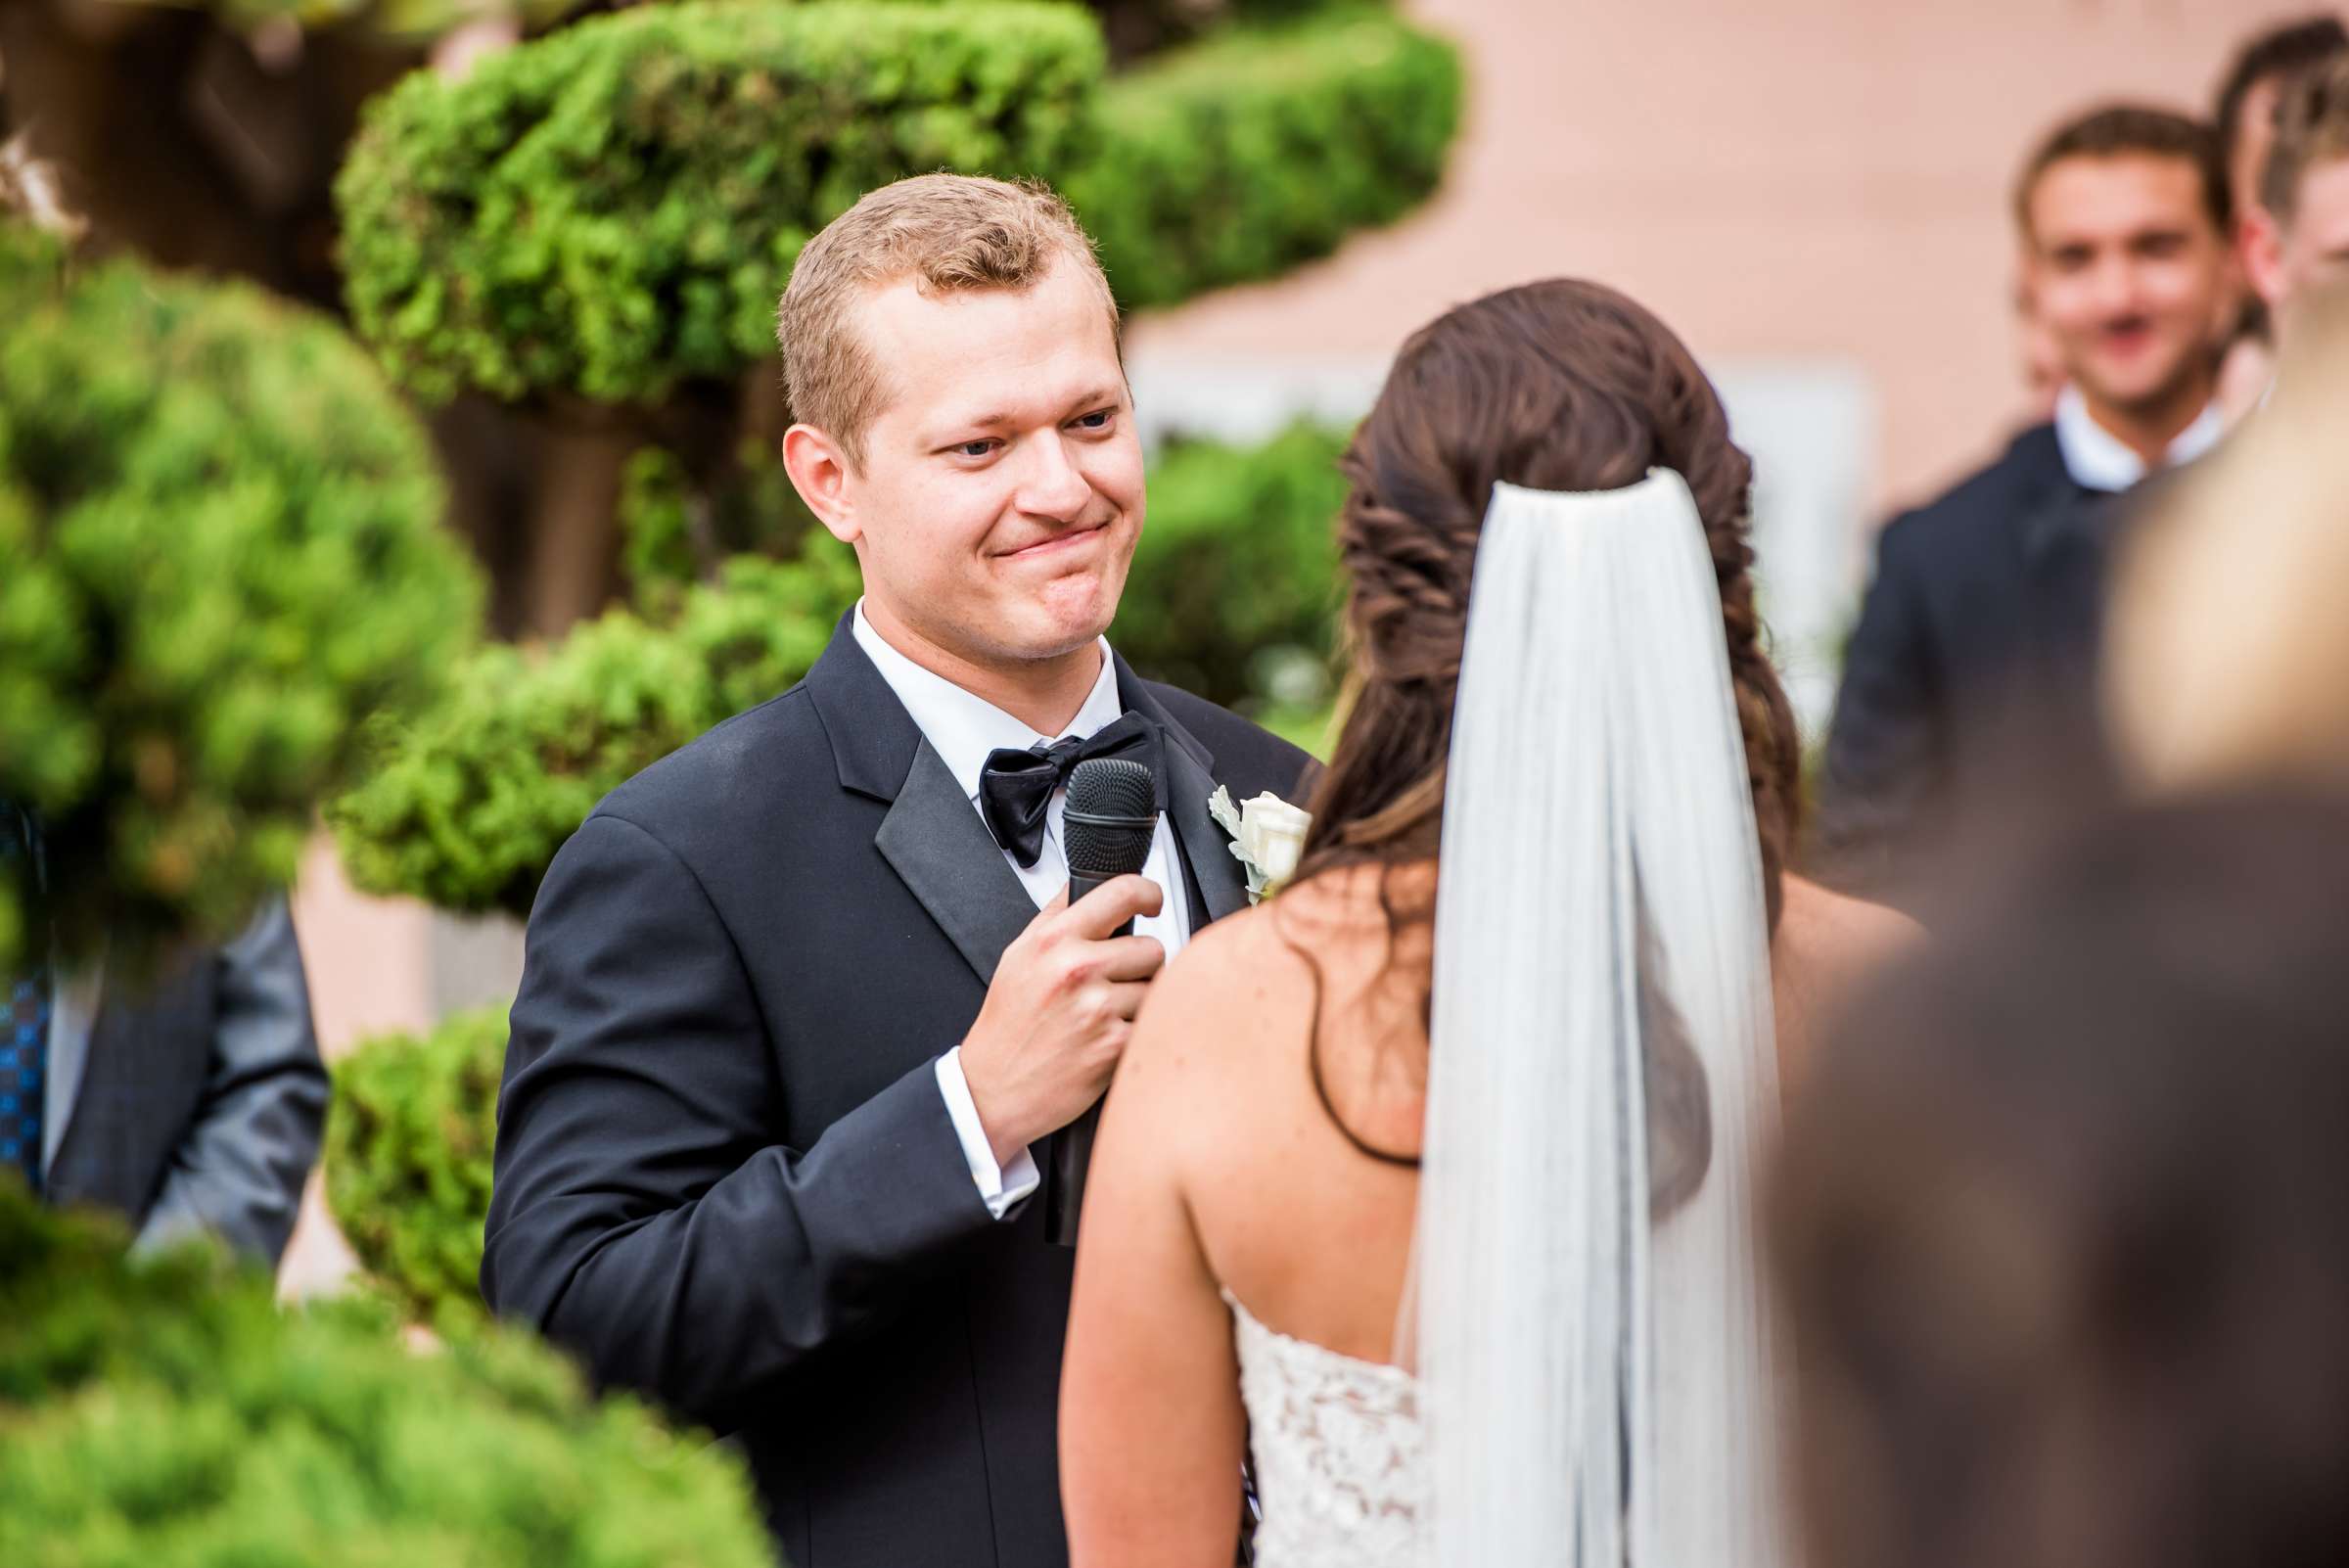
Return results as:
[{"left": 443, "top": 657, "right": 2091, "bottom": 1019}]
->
[{"left": 1296, "top": 278, "right": 1803, "bottom": 931}]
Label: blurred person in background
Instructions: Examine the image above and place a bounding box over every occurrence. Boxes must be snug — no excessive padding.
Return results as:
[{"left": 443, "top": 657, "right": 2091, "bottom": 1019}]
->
[
  {"left": 1, "top": 804, "right": 326, "bottom": 1268},
  {"left": 2105, "top": 276, "right": 2349, "bottom": 793},
  {"left": 1773, "top": 788, "right": 2349, "bottom": 1568},
  {"left": 2210, "top": 14, "right": 2347, "bottom": 420},
  {"left": 1816, "top": 106, "right": 2235, "bottom": 910},
  {"left": 2242, "top": 54, "right": 2349, "bottom": 338}
]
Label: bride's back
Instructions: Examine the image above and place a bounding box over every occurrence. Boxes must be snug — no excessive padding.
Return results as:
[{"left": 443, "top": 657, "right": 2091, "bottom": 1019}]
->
[{"left": 1156, "top": 862, "right": 1438, "bottom": 1367}]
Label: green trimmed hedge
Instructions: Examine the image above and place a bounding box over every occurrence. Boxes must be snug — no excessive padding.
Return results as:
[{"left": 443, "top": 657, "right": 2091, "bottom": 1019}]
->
[
  {"left": 329, "top": 425, "right": 1347, "bottom": 914},
  {"left": 336, "top": 1, "right": 1461, "bottom": 407},
  {"left": 337, "top": 0, "right": 1105, "bottom": 406},
  {"left": 1074, "top": 9, "right": 1461, "bottom": 309},
  {"left": 0, "top": 226, "right": 482, "bottom": 971},
  {"left": 1117, "top": 421, "right": 1348, "bottom": 707},
  {"left": 0, "top": 1189, "right": 771, "bottom": 1567},
  {"left": 330, "top": 540, "right": 860, "bottom": 916},
  {"left": 325, "top": 1007, "right": 508, "bottom": 1330}
]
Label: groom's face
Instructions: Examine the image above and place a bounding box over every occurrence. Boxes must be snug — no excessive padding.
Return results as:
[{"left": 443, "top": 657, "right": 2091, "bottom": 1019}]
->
[{"left": 824, "top": 258, "right": 1143, "bottom": 669}]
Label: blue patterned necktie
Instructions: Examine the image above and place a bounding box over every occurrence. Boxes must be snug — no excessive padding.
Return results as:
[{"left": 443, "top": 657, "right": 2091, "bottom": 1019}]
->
[{"left": 1, "top": 806, "right": 46, "bottom": 1195}]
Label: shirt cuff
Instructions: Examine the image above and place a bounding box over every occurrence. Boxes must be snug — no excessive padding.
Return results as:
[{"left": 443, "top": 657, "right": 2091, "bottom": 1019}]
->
[{"left": 934, "top": 1046, "right": 1039, "bottom": 1221}]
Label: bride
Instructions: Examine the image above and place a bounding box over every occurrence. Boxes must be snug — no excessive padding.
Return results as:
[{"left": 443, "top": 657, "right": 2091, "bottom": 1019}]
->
[{"left": 1058, "top": 279, "right": 1909, "bottom": 1566}]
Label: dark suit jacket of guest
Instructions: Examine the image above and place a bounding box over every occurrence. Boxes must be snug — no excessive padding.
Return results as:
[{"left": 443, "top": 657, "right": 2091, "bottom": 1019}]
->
[
  {"left": 1814, "top": 423, "right": 2131, "bottom": 901},
  {"left": 45, "top": 898, "right": 327, "bottom": 1267},
  {"left": 482, "top": 617, "right": 1312, "bottom": 1568}
]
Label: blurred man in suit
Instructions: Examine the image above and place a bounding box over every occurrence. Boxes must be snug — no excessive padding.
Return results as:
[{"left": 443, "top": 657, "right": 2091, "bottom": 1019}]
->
[
  {"left": 3, "top": 803, "right": 327, "bottom": 1267},
  {"left": 1817, "top": 106, "right": 2237, "bottom": 906}
]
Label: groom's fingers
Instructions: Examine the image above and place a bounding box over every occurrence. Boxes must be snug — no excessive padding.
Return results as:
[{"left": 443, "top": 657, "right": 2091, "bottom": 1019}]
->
[
  {"left": 1100, "top": 980, "right": 1153, "bottom": 1023},
  {"left": 1094, "top": 935, "right": 1168, "bottom": 985},
  {"left": 1062, "top": 873, "right": 1165, "bottom": 939}
]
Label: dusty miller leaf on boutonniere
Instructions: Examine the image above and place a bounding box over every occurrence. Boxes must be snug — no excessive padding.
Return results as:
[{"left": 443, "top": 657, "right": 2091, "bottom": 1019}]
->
[{"left": 1208, "top": 786, "right": 1312, "bottom": 904}]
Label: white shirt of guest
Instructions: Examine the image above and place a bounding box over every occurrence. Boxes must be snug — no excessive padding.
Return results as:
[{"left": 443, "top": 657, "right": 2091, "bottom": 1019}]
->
[
  {"left": 851, "top": 602, "right": 1192, "bottom": 1221},
  {"left": 2052, "top": 385, "right": 2225, "bottom": 492}
]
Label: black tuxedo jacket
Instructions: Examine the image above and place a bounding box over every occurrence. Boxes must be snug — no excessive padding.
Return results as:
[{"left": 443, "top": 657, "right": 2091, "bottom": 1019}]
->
[
  {"left": 1814, "top": 423, "right": 2128, "bottom": 901},
  {"left": 482, "top": 618, "right": 1312, "bottom": 1568}
]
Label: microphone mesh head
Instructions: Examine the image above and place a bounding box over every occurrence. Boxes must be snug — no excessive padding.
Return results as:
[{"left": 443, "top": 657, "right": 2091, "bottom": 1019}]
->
[{"left": 1065, "top": 757, "right": 1157, "bottom": 878}]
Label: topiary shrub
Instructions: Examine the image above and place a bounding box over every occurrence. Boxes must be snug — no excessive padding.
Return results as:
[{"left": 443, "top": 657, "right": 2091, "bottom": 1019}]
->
[
  {"left": 1115, "top": 422, "right": 1350, "bottom": 709},
  {"left": 324, "top": 1006, "right": 508, "bottom": 1331},
  {"left": 337, "top": 0, "right": 1106, "bottom": 407},
  {"left": 337, "top": 0, "right": 1462, "bottom": 410},
  {"left": 0, "top": 225, "right": 483, "bottom": 971},
  {"left": 1071, "top": 8, "right": 1463, "bottom": 309},
  {"left": 330, "top": 538, "right": 861, "bottom": 917},
  {"left": 0, "top": 1187, "right": 773, "bottom": 1568}
]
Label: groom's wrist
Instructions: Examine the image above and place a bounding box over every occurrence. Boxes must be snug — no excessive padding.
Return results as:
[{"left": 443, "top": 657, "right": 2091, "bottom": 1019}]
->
[
  {"left": 936, "top": 1046, "right": 1037, "bottom": 1213},
  {"left": 953, "top": 1029, "right": 1039, "bottom": 1166}
]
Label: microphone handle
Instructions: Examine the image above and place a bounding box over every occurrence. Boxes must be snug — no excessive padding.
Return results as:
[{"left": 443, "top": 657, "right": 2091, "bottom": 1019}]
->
[{"left": 1048, "top": 869, "right": 1133, "bottom": 1247}]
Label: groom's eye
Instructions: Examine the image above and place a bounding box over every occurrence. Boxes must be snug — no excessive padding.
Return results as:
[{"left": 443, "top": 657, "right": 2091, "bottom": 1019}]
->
[
  {"left": 951, "top": 438, "right": 999, "bottom": 459},
  {"left": 1070, "top": 409, "right": 1115, "bottom": 435}
]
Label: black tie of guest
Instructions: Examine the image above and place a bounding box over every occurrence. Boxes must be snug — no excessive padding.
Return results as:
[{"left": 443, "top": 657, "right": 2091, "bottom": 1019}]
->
[{"left": 977, "top": 712, "right": 1169, "bottom": 869}]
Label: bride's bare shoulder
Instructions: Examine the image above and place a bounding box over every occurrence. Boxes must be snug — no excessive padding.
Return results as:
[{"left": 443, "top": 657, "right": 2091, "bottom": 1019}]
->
[
  {"left": 1129, "top": 862, "right": 1431, "bottom": 1079},
  {"left": 1772, "top": 875, "right": 1922, "bottom": 1084},
  {"left": 1775, "top": 874, "right": 1921, "bottom": 976}
]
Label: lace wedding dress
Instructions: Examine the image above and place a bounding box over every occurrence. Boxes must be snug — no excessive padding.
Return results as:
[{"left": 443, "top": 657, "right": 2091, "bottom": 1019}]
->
[{"left": 1226, "top": 1291, "right": 1425, "bottom": 1568}]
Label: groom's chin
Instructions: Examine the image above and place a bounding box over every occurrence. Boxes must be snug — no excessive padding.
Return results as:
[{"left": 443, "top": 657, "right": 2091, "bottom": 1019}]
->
[{"left": 1018, "top": 576, "right": 1126, "bottom": 655}]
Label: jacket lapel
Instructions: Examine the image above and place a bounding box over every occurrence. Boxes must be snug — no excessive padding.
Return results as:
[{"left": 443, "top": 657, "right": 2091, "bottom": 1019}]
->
[
  {"left": 1117, "top": 661, "right": 1251, "bottom": 926},
  {"left": 805, "top": 614, "right": 1039, "bottom": 988},
  {"left": 805, "top": 616, "right": 1257, "bottom": 988},
  {"left": 875, "top": 745, "right": 1038, "bottom": 987}
]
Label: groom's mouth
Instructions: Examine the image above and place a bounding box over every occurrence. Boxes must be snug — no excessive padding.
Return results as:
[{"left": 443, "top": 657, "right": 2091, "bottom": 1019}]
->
[{"left": 998, "top": 522, "right": 1109, "bottom": 562}]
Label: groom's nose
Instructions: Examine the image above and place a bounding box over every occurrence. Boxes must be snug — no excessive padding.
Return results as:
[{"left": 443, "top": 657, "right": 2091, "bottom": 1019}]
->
[{"left": 1012, "top": 433, "right": 1094, "bottom": 522}]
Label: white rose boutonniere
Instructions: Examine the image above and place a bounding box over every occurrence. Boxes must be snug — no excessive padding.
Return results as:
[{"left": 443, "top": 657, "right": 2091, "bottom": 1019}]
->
[{"left": 1208, "top": 786, "right": 1313, "bottom": 903}]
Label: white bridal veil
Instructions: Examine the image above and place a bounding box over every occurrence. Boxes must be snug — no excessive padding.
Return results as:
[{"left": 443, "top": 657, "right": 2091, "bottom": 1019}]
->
[{"left": 1413, "top": 471, "right": 1787, "bottom": 1567}]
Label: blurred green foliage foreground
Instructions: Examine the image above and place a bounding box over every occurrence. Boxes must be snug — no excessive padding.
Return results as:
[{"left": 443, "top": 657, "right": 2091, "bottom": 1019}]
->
[
  {"left": 0, "top": 227, "right": 484, "bottom": 973},
  {"left": 0, "top": 1187, "right": 771, "bottom": 1568}
]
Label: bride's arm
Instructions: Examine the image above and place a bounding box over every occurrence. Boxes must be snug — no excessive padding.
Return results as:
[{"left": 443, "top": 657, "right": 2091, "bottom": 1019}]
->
[{"left": 1060, "top": 956, "right": 1247, "bottom": 1568}]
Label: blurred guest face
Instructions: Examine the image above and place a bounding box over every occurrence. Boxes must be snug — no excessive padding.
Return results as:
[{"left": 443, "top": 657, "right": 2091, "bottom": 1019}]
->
[
  {"left": 2245, "top": 156, "right": 2349, "bottom": 329},
  {"left": 2024, "top": 154, "right": 2232, "bottom": 419},
  {"left": 785, "top": 258, "right": 1143, "bottom": 672}
]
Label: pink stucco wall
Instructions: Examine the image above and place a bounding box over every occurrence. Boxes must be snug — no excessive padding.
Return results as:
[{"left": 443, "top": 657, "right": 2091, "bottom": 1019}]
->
[{"left": 1132, "top": 0, "right": 2317, "bottom": 514}]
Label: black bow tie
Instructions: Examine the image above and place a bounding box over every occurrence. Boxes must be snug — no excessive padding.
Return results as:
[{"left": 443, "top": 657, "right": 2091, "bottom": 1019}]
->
[{"left": 979, "top": 712, "right": 1168, "bottom": 869}]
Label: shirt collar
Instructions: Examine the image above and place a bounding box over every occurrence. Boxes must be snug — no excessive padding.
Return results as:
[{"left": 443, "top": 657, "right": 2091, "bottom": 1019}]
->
[
  {"left": 852, "top": 601, "right": 1124, "bottom": 804},
  {"left": 2052, "top": 385, "right": 2226, "bottom": 492}
]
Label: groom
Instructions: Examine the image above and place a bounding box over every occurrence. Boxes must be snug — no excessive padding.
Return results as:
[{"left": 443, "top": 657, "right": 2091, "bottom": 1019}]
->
[{"left": 481, "top": 173, "right": 1311, "bottom": 1567}]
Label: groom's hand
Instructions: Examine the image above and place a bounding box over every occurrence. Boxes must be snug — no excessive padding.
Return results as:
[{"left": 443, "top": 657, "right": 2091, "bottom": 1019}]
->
[{"left": 959, "top": 875, "right": 1167, "bottom": 1168}]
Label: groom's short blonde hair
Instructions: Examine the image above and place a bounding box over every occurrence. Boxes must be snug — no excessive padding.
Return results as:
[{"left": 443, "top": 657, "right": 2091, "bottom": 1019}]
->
[{"left": 776, "top": 173, "right": 1118, "bottom": 468}]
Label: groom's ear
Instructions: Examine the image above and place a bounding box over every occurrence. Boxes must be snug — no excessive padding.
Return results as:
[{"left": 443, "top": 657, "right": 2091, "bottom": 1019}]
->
[{"left": 783, "top": 424, "right": 862, "bottom": 545}]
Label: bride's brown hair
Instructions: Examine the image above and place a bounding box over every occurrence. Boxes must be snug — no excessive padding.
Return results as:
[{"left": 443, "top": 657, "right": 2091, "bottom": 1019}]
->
[
  {"left": 1285, "top": 279, "right": 1802, "bottom": 1178},
  {"left": 1297, "top": 277, "right": 1801, "bottom": 923}
]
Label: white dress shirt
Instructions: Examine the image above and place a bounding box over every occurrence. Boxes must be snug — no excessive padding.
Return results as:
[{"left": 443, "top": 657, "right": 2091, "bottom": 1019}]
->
[
  {"left": 852, "top": 604, "right": 1192, "bottom": 1220},
  {"left": 2052, "top": 385, "right": 2225, "bottom": 493}
]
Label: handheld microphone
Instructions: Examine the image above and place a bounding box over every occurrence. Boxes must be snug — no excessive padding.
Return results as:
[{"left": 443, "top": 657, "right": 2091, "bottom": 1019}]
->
[{"left": 1048, "top": 756, "right": 1159, "bottom": 1247}]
